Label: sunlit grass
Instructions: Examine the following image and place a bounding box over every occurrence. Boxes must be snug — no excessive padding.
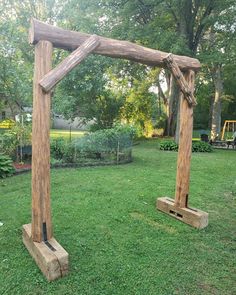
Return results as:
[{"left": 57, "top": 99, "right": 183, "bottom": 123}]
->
[{"left": 50, "top": 129, "right": 85, "bottom": 139}]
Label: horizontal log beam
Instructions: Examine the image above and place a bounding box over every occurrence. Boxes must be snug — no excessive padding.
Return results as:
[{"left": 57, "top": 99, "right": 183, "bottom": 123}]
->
[
  {"left": 29, "top": 19, "right": 201, "bottom": 71},
  {"left": 164, "top": 54, "right": 197, "bottom": 107},
  {"left": 40, "top": 35, "right": 100, "bottom": 92}
]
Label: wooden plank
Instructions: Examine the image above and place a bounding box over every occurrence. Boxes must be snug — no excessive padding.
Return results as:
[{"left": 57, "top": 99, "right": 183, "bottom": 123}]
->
[
  {"left": 31, "top": 40, "right": 53, "bottom": 242},
  {"left": 164, "top": 53, "right": 197, "bottom": 106},
  {"left": 29, "top": 18, "right": 201, "bottom": 71},
  {"left": 156, "top": 197, "right": 208, "bottom": 229},
  {"left": 23, "top": 224, "right": 69, "bottom": 281},
  {"left": 175, "top": 70, "right": 195, "bottom": 208},
  {"left": 39, "top": 35, "right": 100, "bottom": 92}
]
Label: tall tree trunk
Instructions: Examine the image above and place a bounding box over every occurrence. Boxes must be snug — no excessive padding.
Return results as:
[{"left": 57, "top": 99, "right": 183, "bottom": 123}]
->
[
  {"left": 211, "top": 65, "right": 223, "bottom": 140},
  {"left": 168, "top": 75, "right": 180, "bottom": 136},
  {"left": 174, "top": 98, "right": 181, "bottom": 143},
  {"left": 162, "top": 74, "right": 179, "bottom": 136}
]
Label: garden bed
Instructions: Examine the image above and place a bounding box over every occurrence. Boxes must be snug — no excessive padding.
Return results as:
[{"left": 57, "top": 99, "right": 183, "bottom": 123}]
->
[{"left": 13, "top": 152, "right": 132, "bottom": 175}]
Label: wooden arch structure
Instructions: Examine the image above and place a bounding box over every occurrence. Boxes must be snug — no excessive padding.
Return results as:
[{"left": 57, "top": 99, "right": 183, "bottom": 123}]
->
[{"left": 23, "top": 19, "right": 208, "bottom": 281}]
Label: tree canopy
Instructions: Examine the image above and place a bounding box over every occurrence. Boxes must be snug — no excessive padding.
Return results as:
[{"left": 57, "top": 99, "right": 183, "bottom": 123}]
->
[{"left": 0, "top": 0, "right": 235, "bottom": 136}]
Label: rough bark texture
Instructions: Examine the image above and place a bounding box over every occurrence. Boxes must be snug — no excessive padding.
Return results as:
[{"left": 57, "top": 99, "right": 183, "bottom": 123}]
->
[
  {"left": 211, "top": 65, "right": 223, "bottom": 141},
  {"left": 174, "top": 98, "right": 181, "bottom": 144},
  {"left": 166, "top": 75, "right": 180, "bottom": 136},
  {"left": 31, "top": 41, "right": 53, "bottom": 242},
  {"left": 175, "top": 70, "right": 195, "bottom": 208},
  {"left": 163, "top": 53, "right": 197, "bottom": 106},
  {"left": 29, "top": 18, "right": 201, "bottom": 71}
]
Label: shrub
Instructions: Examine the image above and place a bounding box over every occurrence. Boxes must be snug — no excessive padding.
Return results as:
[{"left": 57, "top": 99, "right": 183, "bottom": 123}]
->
[
  {"left": 160, "top": 140, "right": 178, "bottom": 151},
  {"left": 0, "top": 132, "right": 17, "bottom": 156},
  {"left": 192, "top": 141, "right": 213, "bottom": 152},
  {"left": 50, "top": 125, "right": 134, "bottom": 164},
  {"left": 74, "top": 124, "right": 135, "bottom": 155},
  {"left": 160, "top": 140, "right": 213, "bottom": 152},
  {"left": 0, "top": 122, "right": 32, "bottom": 159},
  {"left": 0, "top": 155, "right": 15, "bottom": 178},
  {"left": 50, "top": 137, "right": 66, "bottom": 160}
]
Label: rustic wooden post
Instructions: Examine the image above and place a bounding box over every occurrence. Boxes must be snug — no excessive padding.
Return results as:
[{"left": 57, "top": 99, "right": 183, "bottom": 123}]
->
[
  {"left": 174, "top": 70, "right": 195, "bottom": 208},
  {"left": 157, "top": 70, "right": 208, "bottom": 229},
  {"left": 31, "top": 40, "right": 53, "bottom": 242},
  {"left": 22, "top": 40, "right": 69, "bottom": 281}
]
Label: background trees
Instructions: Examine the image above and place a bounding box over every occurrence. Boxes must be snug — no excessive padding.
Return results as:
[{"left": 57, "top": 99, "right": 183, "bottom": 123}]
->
[{"left": 0, "top": 0, "right": 235, "bottom": 137}]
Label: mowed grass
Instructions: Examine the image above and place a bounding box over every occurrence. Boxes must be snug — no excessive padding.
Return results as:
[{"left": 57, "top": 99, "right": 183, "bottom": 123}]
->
[
  {"left": 50, "top": 129, "right": 85, "bottom": 139},
  {"left": 0, "top": 140, "right": 236, "bottom": 295}
]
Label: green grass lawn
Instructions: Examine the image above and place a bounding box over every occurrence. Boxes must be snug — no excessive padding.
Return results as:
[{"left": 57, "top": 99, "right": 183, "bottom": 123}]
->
[
  {"left": 50, "top": 129, "right": 85, "bottom": 139},
  {"left": 0, "top": 140, "right": 236, "bottom": 295}
]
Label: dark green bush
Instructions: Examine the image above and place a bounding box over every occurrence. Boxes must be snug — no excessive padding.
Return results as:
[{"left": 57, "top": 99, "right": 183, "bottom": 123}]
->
[
  {"left": 0, "top": 155, "right": 15, "bottom": 178},
  {"left": 192, "top": 141, "right": 213, "bottom": 152},
  {"left": 50, "top": 137, "right": 67, "bottom": 160},
  {"left": 160, "top": 140, "right": 213, "bottom": 152},
  {"left": 159, "top": 140, "right": 178, "bottom": 151}
]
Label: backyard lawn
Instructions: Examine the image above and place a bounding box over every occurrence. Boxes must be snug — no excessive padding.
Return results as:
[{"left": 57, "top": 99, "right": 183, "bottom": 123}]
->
[
  {"left": 50, "top": 129, "right": 85, "bottom": 139},
  {"left": 0, "top": 140, "right": 236, "bottom": 295}
]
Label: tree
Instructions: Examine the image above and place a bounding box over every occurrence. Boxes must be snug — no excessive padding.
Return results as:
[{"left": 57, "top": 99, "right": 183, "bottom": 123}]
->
[
  {"left": 0, "top": 0, "right": 69, "bottom": 116},
  {"left": 85, "top": 0, "right": 224, "bottom": 137},
  {"left": 197, "top": 2, "right": 236, "bottom": 140}
]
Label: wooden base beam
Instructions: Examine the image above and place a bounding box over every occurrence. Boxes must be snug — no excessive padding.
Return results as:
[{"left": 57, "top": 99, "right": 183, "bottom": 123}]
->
[
  {"left": 23, "top": 224, "right": 69, "bottom": 281},
  {"left": 156, "top": 197, "right": 208, "bottom": 229}
]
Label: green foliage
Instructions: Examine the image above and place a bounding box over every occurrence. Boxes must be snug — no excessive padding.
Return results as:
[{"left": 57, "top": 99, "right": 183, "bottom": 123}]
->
[
  {"left": 75, "top": 124, "right": 135, "bottom": 154},
  {"left": 160, "top": 140, "right": 213, "bottom": 152},
  {"left": 0, "top": 132, "right": 17, "bottom": 156},
  {"left": 0, "top": 122, "right": 32, "bottom": 158},
  {"left": 120, "top": 75, "right": 157, "bottom": 137},
  {"left": 50, "top": 137, "right": 67, "bottom": 160},
  {"left": 159, "top": 140, "right": 178, "bottom": 151},
  {"left": 1, "top": 0, "right": 236, "bottom": 141},
  {"left": 50, "top": 137, "right": 79, "bottom": 163},
  {"left": 51, "top": 125, "right": 135, "bottom": 163},
  {"left": 192, "top": 141, "right": 213, "bottom": 153},
  {"left": 0, "top": 154, "right": 15, "bottom": 178}
]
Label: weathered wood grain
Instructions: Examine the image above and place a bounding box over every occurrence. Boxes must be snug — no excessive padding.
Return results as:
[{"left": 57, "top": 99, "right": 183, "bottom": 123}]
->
[
  {"left": 164, "top": 53, "right": 197, "bottom": 106},
  {"left": 23, "top": 224, "right": 69, "bottom": 281},
  {"left": 175, "top": 70, "right": 195, "bottom": 208},
  {"left": 156, "top": 197, "right": 208, "bottom": 229},
  {"left": 29, "top": 18, "right": 201, "bottom": 71},
  {"left": 31, "top": 40, "right": 52, "bottom": 242},
  {"left": 39, "top": 35, "right": 100, "bottom": 92}
]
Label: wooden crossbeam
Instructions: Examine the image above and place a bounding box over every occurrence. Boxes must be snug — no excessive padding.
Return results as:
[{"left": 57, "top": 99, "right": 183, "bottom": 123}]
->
[
  {"left": 39, "top": 35, "right": 100, "bottom": 92},
  {"left": 29, "top": 18, "right": 201, "bottom": 72},
  {"left": 163, "top": 54, "right": 197, "bottom": 107}
]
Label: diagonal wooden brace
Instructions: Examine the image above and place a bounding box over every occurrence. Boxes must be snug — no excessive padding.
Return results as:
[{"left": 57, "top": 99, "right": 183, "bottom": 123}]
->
[
  {"left": 163, "top": 53, "right": 197, "bottom": 107},
  {"left": 39, "top": 35, "right": 100, "bottom": 92}
]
